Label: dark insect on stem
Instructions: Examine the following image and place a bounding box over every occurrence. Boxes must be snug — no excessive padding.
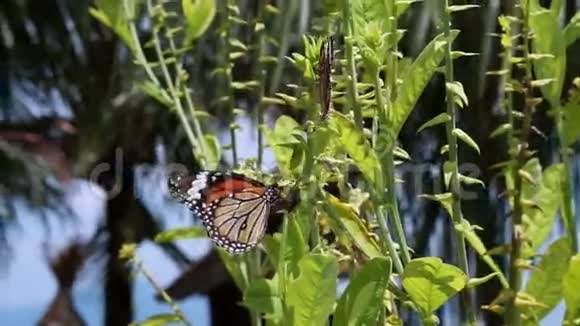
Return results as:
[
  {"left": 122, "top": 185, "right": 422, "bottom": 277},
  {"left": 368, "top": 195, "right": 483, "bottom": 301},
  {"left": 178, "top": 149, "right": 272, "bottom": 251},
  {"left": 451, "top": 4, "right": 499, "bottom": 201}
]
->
[{"left": 319, "top": 36, "right": 335, "bottom": 121}]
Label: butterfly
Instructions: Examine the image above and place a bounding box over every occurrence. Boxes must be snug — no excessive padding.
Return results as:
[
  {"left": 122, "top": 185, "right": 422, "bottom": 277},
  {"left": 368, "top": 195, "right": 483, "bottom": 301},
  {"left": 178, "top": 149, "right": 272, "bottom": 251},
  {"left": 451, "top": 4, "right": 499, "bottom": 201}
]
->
[
  {"left": 318, "top": 36, "right": 334, "bottom": 120},
  {"left": 168, "top": 170, "right": 281, "bottom": 254}
]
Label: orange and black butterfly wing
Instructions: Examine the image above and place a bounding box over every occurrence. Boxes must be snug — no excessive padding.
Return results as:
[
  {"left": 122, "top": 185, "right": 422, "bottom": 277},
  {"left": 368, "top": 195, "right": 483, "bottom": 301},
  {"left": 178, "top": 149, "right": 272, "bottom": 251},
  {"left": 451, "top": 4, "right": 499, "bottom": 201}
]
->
[{"left": 168, "top": 171, "right": 280, "bottom": 254}]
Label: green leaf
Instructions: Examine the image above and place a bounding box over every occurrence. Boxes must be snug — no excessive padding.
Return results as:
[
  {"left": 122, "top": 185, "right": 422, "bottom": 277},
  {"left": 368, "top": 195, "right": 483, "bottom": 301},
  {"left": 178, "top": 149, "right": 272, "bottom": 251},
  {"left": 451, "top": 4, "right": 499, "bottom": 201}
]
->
[
  {"left": 563, "top": 254, "right": 580, "bottom": 323},
  {"left": 323, "top": 193, "right": 382, "bottom": 259},
  {"left": 263, "top": 115, "right": 302, "bottom": 176},
  {"left": 203, "top": 135, "right": 220, "bottom": 170},
  {"left": 451, "top": 51, "right": 479, "bottom": 59},
  {"left": 139, "top": 81, "right": 172, "bottom": 107},
  {"left": 489, "top": 123, "right": 512, "bottom": 139},
  {"left": 529, "top": 8, "right": 566, "bottom": 108},
  {"left": 402, "top": 257, "right": 467, "bottom": 317},
  {"left": 90, "top": 4, "right": 134, "bottom": 52},
  {"left": 455, "top": 219, "right": 509, "bottom": 289},
  {"left": 420, "top": 193, "right": 453, "bottom": 216},
  {"left": 154, "top": 226, "right": 207, "bottom": 242},
  {"left": 390, "top": 31, "right": 459, "bottom": 137},
  {"left": 563, "top": 12, "right": 580, "bottom": 47},
  {"left": 523, "top": 238, "right": 573, "bottom": 323},
  {"left": 217, "top": 249, "right": 246, "bottom": 291},
  {"left": 418, "top": 113, "right": 450, "bottom": 133},
  {"left": 334, "top": 257, "right": 392, "bottom": 326},
  {"left": 351, "top": 0, "right": 388, "bottom": 37},
  {"left": 135, "top": 313, "right": 179, "bottom": 326},
  {"left": 550, "top": 0, "right": 562, "bottom": 14},
  {"left": 287, "top": 254, "right": 338, "bottom": 326},
  {"left": 563, "top": 102, "right": 580, "bottom": 145},
  {"left": 458, "top": 174, "right": 485, "bottom": 188},
  {"left": 447, "top": 5, "right": 480, "bottom": 13},
  {"left": 243, "top": 278, "right": 283, "bottom": 319},
  {"left": 183, "top": 0, "right": 216, "bottom": 43},
  {"left": 446, "top": 81, "right": 469, "bottom": 108},
  {"left": 453, "top": 128, "right": 480, "bottom": 154},
  {"left": 329, "top": 111, "right": 382, "bottom": 189},
  {"left": 467, "top": 273, "right": 500, "bottom": 289},
  {"left": 264, "top": 217, "right": 307, "bottom": 276},
  {"left": 523, "top": 164, "right": 565, "bottom": 253}
]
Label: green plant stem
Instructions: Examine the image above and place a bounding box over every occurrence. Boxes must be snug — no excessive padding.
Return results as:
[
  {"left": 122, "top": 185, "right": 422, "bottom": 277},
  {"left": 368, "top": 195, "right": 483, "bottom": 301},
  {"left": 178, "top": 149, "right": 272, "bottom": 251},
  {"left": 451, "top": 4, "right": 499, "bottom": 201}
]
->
[
  {"left": 376, "top": 206, "right": 404, "bottom": 275},
  {"left": 268, "top": 0, "right": 295, "bottom": 95},
  {"left": 223, "top": 0, "right": 238, "bottom": 166},
  {"left": 384, "top": 2, "right": 411, "bottom": 266},
  {"left": 165, "top": 35, "right": 208, "bottom": 162},
  {"left": 341, "top": 0, "right": 362, "bottom": 128},
  {"left": 302, "top": 123, "right": 321, "bottom": 249},
  {"left": 134, "top": 258, "right": 193, "bottom": 326},
  {"left": 146, "top": 0, "right": 203, "bottom": 164},
  {"left": 254, "top": 0, "right": 266, "bottom": 168},
  {"left": 559, "top": 125, "right": 578, "bottom": 250},
  {"left": 506, "top": 2, "right": 536, "bottom": 324},
  {"left": 371, "top": 69, "right": 411, "bottom": 267},
  {"left": 441, "top": 1, "right": 476, "bottom": 324}
]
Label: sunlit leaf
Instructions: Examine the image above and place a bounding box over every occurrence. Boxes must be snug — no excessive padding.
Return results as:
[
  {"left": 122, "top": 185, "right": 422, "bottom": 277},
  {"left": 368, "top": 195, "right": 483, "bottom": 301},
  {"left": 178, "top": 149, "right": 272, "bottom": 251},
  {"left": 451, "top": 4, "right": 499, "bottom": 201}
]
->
[
  {"left": 447, "top": 5, "right": 480, "bottom": 13},
  {"left": 523, "top": 164, "right": 565, "bottom": 253},
  {"left": 134, "top": 313, "right": 179, "bottom": 326},
  {"left": 203, "top": 135, "right": 220, "bottom": 170},
  {"left": 329, "top": 111, "right": 382, "bottom": 189},
  {"left": 420, "top": 193, "right": 453, "bottom": 216},
  {"left": 89, "top": 3, "right": 134, "bottom": 51},
  {"left": 563, "top": 254, "right": 580, "bottom": 323},
  {"left": 453, "top": 128, "right": 480, "bottom": 154},
  {"left": 418, "top": 113, "right": 450, "bottom": 133},
  {"left": 529, "top": 8, "right": 566, "bottom": 108},
  {"left": 263, "top": 218, "right": 307, "bottom": 276},
  {"left": 455, "top": 219, "right": 509, "bottom": 289},
  {"left": 217, "top": 249, "right": 246, "bottom": 291},
  {"left": 563, "top": 102, "right": 580, "bottom": 145},
  {"left": 287, "top": 254, "right": 338, "bottom": 326},
  {"left": 139, "top": 81, "right": 172, "bottom": 107},
  {"left": 334, "top": 257, "right": 392, "bottom": 326},
  {"left": 446, "top": 81, "right": 469, "bottom": 108},
  {"left": 402, "top": 257, "right": 467, "bottom": 317},
  {"left": 183, "top": 0, "right": 216, "bottom": 43},
  {"left": 523, "top": 238, "right": 572, "bottom": 323},
  {"left": 154, "top": 226, "right": 207, "bottom": 242},
  {"left": 323, "top": 193, "right": 382, "bottom": 258},
  {"left": 243, "top": 278, "right": 283, "bottom": 320},
  {"left": 263, "top": 115, "right": 302, "bottom": 176},
  {"left": 489, "top": 123, "right": 512, "bottom": 139},
  {"left": 563, "top": 12, "right": 580, "bottom": 47},
  {"left": 390, "top": 31, "right": 458, "bottom": 137},
  {"left": 467, "top": 273, "right": 500, "bottom": 289}
]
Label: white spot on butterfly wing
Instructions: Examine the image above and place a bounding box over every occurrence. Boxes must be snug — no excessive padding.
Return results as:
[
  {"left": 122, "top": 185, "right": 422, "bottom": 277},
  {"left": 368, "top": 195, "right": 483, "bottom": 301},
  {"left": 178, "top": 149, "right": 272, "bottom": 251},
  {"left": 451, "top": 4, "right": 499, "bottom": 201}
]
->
[{"left": 187, "top": 172, "right": 208, "bottom": 200}]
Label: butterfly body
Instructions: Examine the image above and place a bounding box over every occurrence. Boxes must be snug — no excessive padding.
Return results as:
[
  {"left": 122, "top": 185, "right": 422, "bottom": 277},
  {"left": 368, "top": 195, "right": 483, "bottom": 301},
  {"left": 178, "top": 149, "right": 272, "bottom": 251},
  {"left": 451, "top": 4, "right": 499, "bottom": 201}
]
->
[{"left": 168, "top": 171, "right": 280, "bottom": 254}]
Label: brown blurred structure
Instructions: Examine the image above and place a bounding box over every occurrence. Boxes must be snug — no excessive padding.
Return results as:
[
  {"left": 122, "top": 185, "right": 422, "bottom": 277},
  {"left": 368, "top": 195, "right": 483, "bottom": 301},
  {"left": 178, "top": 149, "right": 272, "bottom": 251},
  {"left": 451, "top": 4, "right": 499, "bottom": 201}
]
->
[
  {"left": 162, "top": 248, "right": 251, "bottom": 326},
  {"left": 38, "top": 242, "right": 87, "bottom": 326}
]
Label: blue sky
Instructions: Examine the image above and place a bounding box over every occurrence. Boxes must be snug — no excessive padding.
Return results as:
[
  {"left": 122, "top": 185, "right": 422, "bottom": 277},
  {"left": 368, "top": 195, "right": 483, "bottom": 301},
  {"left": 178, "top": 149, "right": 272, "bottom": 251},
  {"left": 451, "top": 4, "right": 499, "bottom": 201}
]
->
[{"left": 0, "top": 177, "right": 211, "bottom": 325}]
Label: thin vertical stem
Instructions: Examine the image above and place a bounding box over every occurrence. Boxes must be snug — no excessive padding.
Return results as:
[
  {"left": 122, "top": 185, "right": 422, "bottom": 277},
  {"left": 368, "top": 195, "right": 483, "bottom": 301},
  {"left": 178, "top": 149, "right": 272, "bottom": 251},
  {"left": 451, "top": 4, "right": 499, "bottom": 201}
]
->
[
  {"left": 222, "top": 0, "right": 238, "bottom": 166},
  {"left": 341, "top": 0, "right": 362, "bottom": 128},
  {"left": 372, "top": 68, "right": 411, "bottom": 267},
  {"left": 146, "top": 0, "right": 202, "bottom": 163},
  {"left": 253, "top": 0, "right": 266, "bottom": 168},
  {"left": 134, "top": 259, "right": 193, "bottom": 326},
  {"left": 441, "top": 0, "right": 477, "bottom": 323},
  {"left": 384, "top": 0, "right": 411, "bottom": 266},
  {"left": 376, "top": 206, "right": 404, "bottom": 275},
  {"left": 507, "top": 2, "right": 535, "bottom": 324}
]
